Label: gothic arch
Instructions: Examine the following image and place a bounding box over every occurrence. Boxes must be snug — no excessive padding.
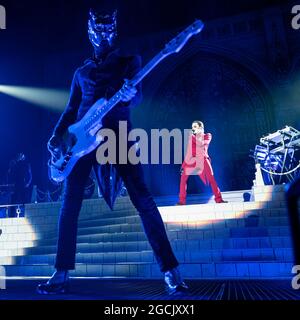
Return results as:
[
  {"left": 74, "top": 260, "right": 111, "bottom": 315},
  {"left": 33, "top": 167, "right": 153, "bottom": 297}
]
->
[{"left": 141, "top": 42, "right": 277, "bottom": 193}]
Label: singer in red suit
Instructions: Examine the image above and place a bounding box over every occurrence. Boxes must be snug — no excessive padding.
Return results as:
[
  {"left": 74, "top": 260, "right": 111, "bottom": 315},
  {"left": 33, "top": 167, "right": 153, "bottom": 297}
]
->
[{"left": 178, "top": 120, "right": 227, "bottom": 205}]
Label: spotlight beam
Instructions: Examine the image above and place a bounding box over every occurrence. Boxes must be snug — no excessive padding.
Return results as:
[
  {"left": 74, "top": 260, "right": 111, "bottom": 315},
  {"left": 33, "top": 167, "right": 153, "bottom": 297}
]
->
[{"left": 0, "top": 85, "right": 69, "bottom": 111}]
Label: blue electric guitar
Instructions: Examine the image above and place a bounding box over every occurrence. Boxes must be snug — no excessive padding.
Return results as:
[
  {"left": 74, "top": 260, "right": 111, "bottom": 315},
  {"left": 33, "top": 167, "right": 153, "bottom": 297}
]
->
[{"left": 49, "top": 19, "right": 204, "bottom": 183}]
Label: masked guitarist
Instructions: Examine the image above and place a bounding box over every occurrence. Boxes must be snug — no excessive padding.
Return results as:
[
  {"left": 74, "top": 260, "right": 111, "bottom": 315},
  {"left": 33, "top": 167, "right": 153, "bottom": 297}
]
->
[{"left": 37, "top": 6, "right": 188, "bottom": 295}]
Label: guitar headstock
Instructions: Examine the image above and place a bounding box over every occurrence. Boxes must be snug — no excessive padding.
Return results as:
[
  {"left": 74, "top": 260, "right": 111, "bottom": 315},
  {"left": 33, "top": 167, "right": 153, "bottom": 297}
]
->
[{"left": 162, "top": 19, "right": 204, "bottom": 56}]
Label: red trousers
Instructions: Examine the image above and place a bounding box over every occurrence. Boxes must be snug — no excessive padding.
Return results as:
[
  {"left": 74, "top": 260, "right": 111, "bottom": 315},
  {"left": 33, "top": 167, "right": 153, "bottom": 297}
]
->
[{"left": 179, "top": 157, "right": 223, "bottom": 204}]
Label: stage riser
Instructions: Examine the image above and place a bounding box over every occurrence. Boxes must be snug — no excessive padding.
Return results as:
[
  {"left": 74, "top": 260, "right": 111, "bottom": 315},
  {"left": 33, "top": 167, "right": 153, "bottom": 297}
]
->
[
  {"left": 65, "top": 222, "right": 291, "bottom": 237},
  {"left": 0, "top": 186, "right": 295, "bottom": 279},
  {"left": 0, "top": 226, "right": 290, "bottom": 249},
  {"left": 0, "top": 247, "right": 293, "bottom": 265},
  {"left": 22, "top": 204, "right": 289, "bottom": 224},
  {"left": 23, "top": 201, "right": 289, "bottom": 221},
  {"left": 11, "top": 236, "right": 291, "bottom": 256},
  {"left": 0, "top": 208, "right": 290, "bottom": 239},
  {"left": 155, "top": 188, "right": 286, "bottom": 205},
  {"left": 3, "top": 262, "right": 293, "bottom": 279}
]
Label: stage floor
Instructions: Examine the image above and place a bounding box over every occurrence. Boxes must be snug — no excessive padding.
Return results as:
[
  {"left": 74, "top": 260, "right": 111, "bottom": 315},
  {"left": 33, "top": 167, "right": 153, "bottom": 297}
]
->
[{"left": 0, "top": 278, "right": 299, "bottom": 300}]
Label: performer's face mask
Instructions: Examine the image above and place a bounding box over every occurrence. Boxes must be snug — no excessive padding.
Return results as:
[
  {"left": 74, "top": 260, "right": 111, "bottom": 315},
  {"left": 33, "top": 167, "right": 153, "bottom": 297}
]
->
[{"left": 88, "top": 8, "right": 117, "bottom": 49}]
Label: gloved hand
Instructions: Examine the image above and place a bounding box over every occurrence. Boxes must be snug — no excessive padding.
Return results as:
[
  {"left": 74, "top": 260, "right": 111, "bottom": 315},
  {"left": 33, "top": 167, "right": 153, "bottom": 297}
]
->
[
  {"left": 119, "top": 79, "right": 137, "bottom": 102},
  {"left": 47, "top": 135, "right": 62, "bottom": 161}
]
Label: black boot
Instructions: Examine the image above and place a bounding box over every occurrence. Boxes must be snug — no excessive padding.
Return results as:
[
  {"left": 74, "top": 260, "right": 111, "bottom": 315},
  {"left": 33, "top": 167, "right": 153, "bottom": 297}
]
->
[
  {"left": 164, "top": 267, "right": 189, "bottom": 295},
  {"left": 36, "top": 270, "right": 70, "bottom": 295}
]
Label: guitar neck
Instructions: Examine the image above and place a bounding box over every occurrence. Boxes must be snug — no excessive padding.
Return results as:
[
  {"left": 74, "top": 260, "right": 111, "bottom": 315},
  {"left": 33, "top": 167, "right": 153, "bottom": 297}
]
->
[
  {"left": 86, "top": 19, "right": 204, "bottom": 134},
  {"left": 130, "top": 51, "right": 166, "bottom": 86}
]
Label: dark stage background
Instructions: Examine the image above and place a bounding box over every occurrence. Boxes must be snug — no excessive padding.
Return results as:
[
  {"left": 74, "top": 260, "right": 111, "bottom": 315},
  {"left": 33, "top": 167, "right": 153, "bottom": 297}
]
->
[{"left": 0, "top": 0, "right": 299, "bottom": 197}]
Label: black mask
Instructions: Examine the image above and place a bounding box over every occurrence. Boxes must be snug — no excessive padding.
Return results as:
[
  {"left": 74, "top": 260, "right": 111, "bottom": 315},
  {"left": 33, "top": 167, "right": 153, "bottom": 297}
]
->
[{"left": 88, "top": 8, "right": 117, "bottom": 50}]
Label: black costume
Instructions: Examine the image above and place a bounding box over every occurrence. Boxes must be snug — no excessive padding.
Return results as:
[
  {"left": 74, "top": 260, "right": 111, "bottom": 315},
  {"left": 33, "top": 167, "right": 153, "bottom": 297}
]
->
[
  {"left": 52, "top": 46, "right": 178, "bottom": 273},
  {"left": 37, "top": 7, "right": 187, "bottom": 295}
]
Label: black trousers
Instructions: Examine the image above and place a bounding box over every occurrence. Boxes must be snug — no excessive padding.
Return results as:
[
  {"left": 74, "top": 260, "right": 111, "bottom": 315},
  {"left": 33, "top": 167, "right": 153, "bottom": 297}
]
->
[{"left": 55, "top": 149, "right": 179, "bottom": 273}]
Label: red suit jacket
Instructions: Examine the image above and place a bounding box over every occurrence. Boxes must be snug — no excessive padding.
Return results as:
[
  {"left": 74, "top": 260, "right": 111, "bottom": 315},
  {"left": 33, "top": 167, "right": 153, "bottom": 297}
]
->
[{"left": 182, "top": 133, "right": 212, "bottom": 177}]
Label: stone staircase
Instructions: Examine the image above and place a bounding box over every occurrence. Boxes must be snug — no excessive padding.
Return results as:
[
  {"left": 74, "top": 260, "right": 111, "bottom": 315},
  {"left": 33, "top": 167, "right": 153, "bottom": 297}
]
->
[{"left": 0, "top": 185, "right": 295, "bottom": 279}]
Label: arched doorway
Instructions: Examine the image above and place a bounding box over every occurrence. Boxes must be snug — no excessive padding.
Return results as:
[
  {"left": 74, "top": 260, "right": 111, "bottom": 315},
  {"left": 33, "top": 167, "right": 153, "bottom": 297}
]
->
[{"left": 139, "top": 50, "right": 275, "bottom": 195}]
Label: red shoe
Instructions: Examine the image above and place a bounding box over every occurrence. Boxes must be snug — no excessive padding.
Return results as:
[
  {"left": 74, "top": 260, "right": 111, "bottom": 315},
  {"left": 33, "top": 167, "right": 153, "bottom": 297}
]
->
[{"left": 215, "top": 199, "right": 228, "bottom": 203}]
